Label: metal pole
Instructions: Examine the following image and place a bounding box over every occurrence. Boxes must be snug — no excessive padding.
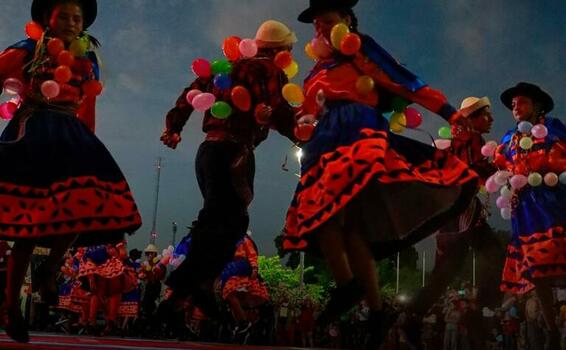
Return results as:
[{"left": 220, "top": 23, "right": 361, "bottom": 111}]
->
[
  {"left": 472, "top": 249, "right": 476, "bottom": 287},
  {"left": 396, "top": 251, "right": 400, "bottom": 294},
  {"left": 422, "top": 251, "right": 426, "bottom": 287},
  {"left": 150, "top": 157, "right": 162, "bottom": 244},
  {"left": 299, "top": 251, "right": 305, "bottom": 285},
  {"left": 171, "top": 221, "right": 178, "bottom": 246}
]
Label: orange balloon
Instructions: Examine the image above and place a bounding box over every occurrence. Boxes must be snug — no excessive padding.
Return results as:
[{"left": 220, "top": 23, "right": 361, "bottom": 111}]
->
[
  {"left": 57, "top": 50, "right": 75, "bottom": 66},
  {"left": 304, "top": 42, "right": 317, "bottom": 60},
  {"left": 54, "top": 65, "right": 72, "bottom": 83},
  {"left": 25, "top": 21, "right": 43, "bottom": 41},
  {"left": 231, "top": 85, "right": 252, "bottom": 112},
  {"left": 47, "top": 38, "right": 65, "bottom": 57},
  {"left": 82, "top": 80, "right": 103, "bottom": 97},
  {"left": 340, "top": 33, "right": 362, "bottom": 55},
  {"left": 223, "top": 36, "right": 241, "bottom": 61},
  {"left": 274, "top": 51, "right": 293, "bottom": 69}
]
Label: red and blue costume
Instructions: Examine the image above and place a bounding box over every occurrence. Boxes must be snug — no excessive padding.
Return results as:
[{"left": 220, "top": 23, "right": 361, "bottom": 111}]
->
[{"left": 283, "top": 35, "right": 479, "bottom": 257}]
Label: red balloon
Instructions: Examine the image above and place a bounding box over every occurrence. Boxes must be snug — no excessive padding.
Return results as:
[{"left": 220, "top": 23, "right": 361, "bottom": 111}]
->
[
  {"left": 254, "top": 103, "right": 271, "bottom": 125},
  {"left": 274, "top": 51, "right": 293, "bottom": 69},
  {"left": 25, "top": 21, "right": 43, "bottom": 41},
  {"left": 82, "top": 80, "right": 103, "bottom": 97},
  {"left": 404, "top": 107, "right": 423, "bottom": 128},
  {"left": 192, "top": 58, "right": 211, "bottom": 78},
  {"left": 54, "top": 65, "right": 72, "bottom": 83},
  {"left": 47, "top": 38, "right": 65, "bottom": 57},
  {"left": 340, "top": 33, "right": 361, "bottom": 55},
  {"left": 231, "top": 85, "right": 251, "bottom": 112},
  {"left": 294, "top": 123, "right": 315, "bottom": 141},
  {"left": 57, "top": 50, "right": 75, "bottom": 66},
  {"left": 223, "top": 36, "right": 241, "bottom": 61}
]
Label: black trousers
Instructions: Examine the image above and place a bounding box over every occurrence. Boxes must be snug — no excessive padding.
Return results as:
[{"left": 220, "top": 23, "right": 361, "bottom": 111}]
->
[{"left": 167, "top": 141, "right": 254, "bottom": 295}]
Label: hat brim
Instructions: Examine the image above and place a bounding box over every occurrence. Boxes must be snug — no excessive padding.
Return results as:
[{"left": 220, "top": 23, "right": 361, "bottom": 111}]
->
[
  {"left": 500, "top": 84, "right": 554, "bottom": 113},
  {"left": 460, "top": 97, "right": 491, "bottom": 118},
  {"left": 298, "top": 0, "right": 359, "bottom": 23},
  {"left": 256, "top": 32, "right": 298, "bottom": 48},
  {"left": 32, "top": 0, "right": 97, "bottom": 29}
]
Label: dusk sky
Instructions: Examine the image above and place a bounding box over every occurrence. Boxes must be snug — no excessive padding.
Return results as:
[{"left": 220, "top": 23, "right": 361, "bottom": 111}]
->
[{"left": 1, "top": 0, "right": 564, "bottom": 261}]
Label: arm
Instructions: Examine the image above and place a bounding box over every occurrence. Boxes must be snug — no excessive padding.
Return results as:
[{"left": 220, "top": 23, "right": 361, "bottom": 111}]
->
[
  {"left": 548, "top": 140, "right": 566, "bottom": 173},
  {"left": 77, "top": 95, "right": 96, "bottom": 132},
  {"left": 0, "top": 48, "right": 29, "bottom": 92}
]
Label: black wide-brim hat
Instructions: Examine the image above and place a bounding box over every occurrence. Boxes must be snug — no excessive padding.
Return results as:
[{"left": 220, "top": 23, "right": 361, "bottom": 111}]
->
[
  {"left": 298, "top": 0, "right": 359, "bottom": 23},
  {"left": 500, "top": 82, "right": 554, "bottom": 114},
  {"left": 32, "top": 0, "right": 97, "bottom": 29}
]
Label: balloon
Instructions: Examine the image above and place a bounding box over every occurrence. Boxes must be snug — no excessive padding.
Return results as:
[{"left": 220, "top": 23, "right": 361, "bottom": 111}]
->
[
  {"left": 239, "top": 39, "right": 258, "bottom": 58},
  {"left": 54, "top": 65, "right": 72, "bottom": 83},
  {"left": 81, "top": 80, "right": 103, "bottom": 96},
  {"left": 560, "top": 172, "right": 566, "bottom": 185},
  {"left": 330, "top": 23, "right": 350, "bottom": 49},
  {"left": 509, "top": 174, "right": 528, "bottom": 189},
  {"left": 544, "top": 172, "right": 558, "bottom": 187},
  {"left": 211, "top": 101, "right": 232, "bottom": 119},
  {"left": 47, "top": 38, "right": 65, "bottom": 57},
  {"left": 70, "top": 37, "right": 88, "bottom": 57},
  {"left": 0, "top": 102, "right": 18, "bottom": 120},
  {"left": 185, "top": 89, "right": 202, "bottom": 104},
  {"left": 438, "top": 126, "right": 452, "bottom": 139},
  {"left": 340, "top": 33, "right": 362, "bottom": 55},
  {"left": 355, "top": 75, "right": 375, "bottom": 95},
  {"left": 531, "top": 124, "right": 548, "bottom": 139},
  {"left": 295, "top": 123, "right": 315, "bottom": 141},
  {"left": 390, "top": 112, "right": 406, "bottom": 133},
  {"left": 274, "top": 51, "right": 293, "bottom": 69},
  {"left": 494, "top": 171, "right": 511, "bottom": 186},
  {"left": 433, "top": 139, "right": 452, "bottom": 150},
  {"left": 519, "top": 137, "right": 533, "bottom": 150},
  {"left": 517, "top": 121, "right": 533, "bottom": 134},
  {"left": 283, "top": 60, "right": 299, "bottom": 79},
  {"left": 41, "top": 80, "right": 60, "bottom": 99},
  {"left": 392, "top": 96, "right": 409, "bottom": 113},
  {"left": 485, "top": 176, "right": 500, "bottom": 193},
  {"left": 311, "top": 37, "right": 332, "bottom": 59},
  {"left": 496, "top": 196, "right": 511, "bottom": 209},
  {"left": 282, "top": 83, "right": 304, "bottom": 105},
  {"left": 192, "top": 58, "right": 212, "bottom": 78},
  {"left": 481, "top": 141, "right": 498, "bottom": 157},
  {"left": 304, "top": 42, "right": 317, "bottom": 60},
  {"left": 211, "top": 59, "right": 232, "bottom": 75},
  {"left": 404, "top": 107, "right": 423, "bottom": 128},
  {"left": 222, "top": 36, "right": 241, "bottom": 61},
  {"left": 231, "top": 85, "right": 251, "bottom": 111},
  {"left": 191, "top": 93, "right": 216, "bottom": 112},
  {"left": 3, "top": 78, "right": 24, "bottom": 95},
  {"left": 57, "top": 50, "right": 74, "bottom": 67},
  {"left": 213, "top": 73, "right": 232, "bottom": 90},
  {"left": 254, "top": 103, "right": 271, "bottom": 125},
  {"left": 500, "top": 208, "right": 512, "bottom": 220},
  {"left": 25, "top": 21, "right": 43, "bottom": 41},
  {"left": 527, "top": 172, "right": 542, "bottom": 187},
  {"left": 500, "top": 186, "right": 513, "bottom": 200}
]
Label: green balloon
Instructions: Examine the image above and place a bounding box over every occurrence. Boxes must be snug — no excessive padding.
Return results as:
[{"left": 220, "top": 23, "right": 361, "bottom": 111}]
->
[
  {"left": 438, "top": 126, "right": 452, "bottom": 139},
  {"left": 211, "top": 59, "right": 232, "bottom": 75},
  {"left": 392, "top": 96, "right": 409, "bottom": 113},
  {"left": 211, "top": 101, "right": 232, "bottom": 119}
]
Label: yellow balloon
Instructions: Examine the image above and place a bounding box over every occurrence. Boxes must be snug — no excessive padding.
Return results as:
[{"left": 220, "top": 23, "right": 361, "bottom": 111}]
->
[
  {"left": 283, "top": 60, "right": 299, "bottom": 79},
  {"left": 70, "top": 37, "right": 88, "bottom": 57},
  {"left": 282, "top": 83, "right": 304, "bottom": 105},
  {"left": 390, "top": 112, "right": 406, "bottom": 133},
  {"left": 304, "top": 42, "right": 317, "bottom": 60},
  {"left": 330, "top": 23, "right": 350, "bottom": 49},
  {"left": 355, "top": 75, "right": 375, "bottom": 95}
]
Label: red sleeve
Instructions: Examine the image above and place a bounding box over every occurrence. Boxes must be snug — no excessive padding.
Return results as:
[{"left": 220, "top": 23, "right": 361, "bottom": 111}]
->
[
  {"left": 0, "top": 48, "right": 29, "bottom": 87},
  {"left": 77, "top": 95, "right": 96, "bottom": 132},
  {"left": 165, "top": 78, "right": 208, "bottom": 134},
  {"left": 242, "top": 238, "right": 258, "bottom": 273}
]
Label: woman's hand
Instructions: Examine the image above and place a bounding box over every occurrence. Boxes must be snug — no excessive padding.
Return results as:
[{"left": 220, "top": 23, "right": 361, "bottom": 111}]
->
[{"left": 160, "top": 129, "right": 182, "bottom": 149}]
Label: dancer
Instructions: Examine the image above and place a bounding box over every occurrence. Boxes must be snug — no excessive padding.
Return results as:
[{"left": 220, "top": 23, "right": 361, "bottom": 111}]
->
[
  {"left": 283, "top": 0, "right": 478, "bottom": 346},
  {"left": 161, "top": 20, "right": 297, "bottom": 314},
  {"left": 0, "top": 0, "right": 141, "bottom": 342},
  {"left": 496, "top": 82, "right": 566, "bottom": 348}
]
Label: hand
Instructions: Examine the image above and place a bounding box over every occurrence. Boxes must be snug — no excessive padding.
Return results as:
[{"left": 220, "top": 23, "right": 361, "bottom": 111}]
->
[
  {"left": 160, "top": 129, "right": 182, "bottom": 149},
  {"left": 254, "top": 103, "right": 273, "bottom": 125}
]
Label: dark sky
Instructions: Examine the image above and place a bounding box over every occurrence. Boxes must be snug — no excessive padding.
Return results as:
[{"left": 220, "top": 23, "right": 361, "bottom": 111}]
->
[{"left": 1, "top": 0, "right": 564, "bottom": 261}]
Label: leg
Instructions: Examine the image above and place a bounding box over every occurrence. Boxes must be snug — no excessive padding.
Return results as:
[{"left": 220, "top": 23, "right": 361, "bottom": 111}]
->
[{"left": 344, "top": 230, "right": 380, "bottom": 310}]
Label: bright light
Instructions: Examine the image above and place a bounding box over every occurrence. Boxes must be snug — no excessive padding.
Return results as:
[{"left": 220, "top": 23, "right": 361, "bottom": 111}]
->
[
  {"left": 397, "top": 294, "right": 408, "bottom": 303},
  {"left": 296, "top": 148, "right": 303, "bottom": 162}
]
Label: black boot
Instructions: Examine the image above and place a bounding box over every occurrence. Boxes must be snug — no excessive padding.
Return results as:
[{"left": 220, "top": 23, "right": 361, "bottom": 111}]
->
[
  {"left": 1, "top": 304, "right": 30, "bottom": 343},
  {"left": 317, "top": 278, "right": 365, "bottom": 328}
]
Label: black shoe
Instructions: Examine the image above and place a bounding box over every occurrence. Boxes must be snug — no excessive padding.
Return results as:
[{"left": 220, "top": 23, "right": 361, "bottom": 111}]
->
[
  {"left": 317, "top": 278, "right": 365, "bottom": 327},
  {"left": 2, "top": 306, "right": 30, "bottom": 343}
]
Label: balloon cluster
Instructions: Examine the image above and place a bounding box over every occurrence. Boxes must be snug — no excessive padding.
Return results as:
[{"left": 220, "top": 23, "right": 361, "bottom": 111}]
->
[
  {"left": 482, "top": 121, "right": 564, "bottom": 220},
  {"left": 0, "top": 78, "right": 23, "bottom": 120},
  {"left": 388, "top": 96, "right": 423, "bottom": 134},
  {"left": 60, "top": 255, "right": 80, "bottom": 279},
  {"left": 304, "top": 23, "right": 362, "bottom": 62}
]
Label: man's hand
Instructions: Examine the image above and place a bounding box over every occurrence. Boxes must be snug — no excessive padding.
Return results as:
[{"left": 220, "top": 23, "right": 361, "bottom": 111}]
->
[{"left": 160, "top": 129, "right": 182, "bottom": 149}]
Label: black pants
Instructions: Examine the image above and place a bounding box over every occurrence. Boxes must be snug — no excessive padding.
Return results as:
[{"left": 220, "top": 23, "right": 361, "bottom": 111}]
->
[
  {"left": 409, "top": 221, "right": 505, "bottom": 314},
  {"left": 167, "top": 141, "right": 254, "bottom": 294}
]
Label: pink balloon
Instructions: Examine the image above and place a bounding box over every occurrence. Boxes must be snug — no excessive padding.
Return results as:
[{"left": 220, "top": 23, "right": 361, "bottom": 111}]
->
[
  {"left": 404, "top": 107, "right": 422, "bottom": 128},
  {"left": 481, "top": 144, "right": 496, "bottom": 157},
  {"left": 186, "top": 89, "right": 202, "bottom": 104},
  {"left": 496, "top": 196, "right": 510, "bottom": 209},
  {"left": 433, "top": 139, "right": 451, "bottom": 150},
  {"left": 0, "top": 102, "right": 17, "bottom": 120},
  {"left": 311, "top": 37, "right": 332, "bottom": 59},
  {"left": 3, "top": 78, "right": 24, "bottom": 95},
  {"left": 40, "top": 80, "right": 60, "bottom": 99},
  {"left": 531, "top": 124, "right": 548, "bottom": 139},
  {"left": 191, "top": 93, "right": 216, "bottom": 112},
  {"left": 509, "top": 174, "right": 528, "bottom": 189},
  {"left": 239, "top": 39, "right": 258, "bottom": 58},
  {"left": 485, "top": 176, "right": 500, "bottom": 193},
  {"left": 192, "top": 58, "right": 211, "bottom": 78}
]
